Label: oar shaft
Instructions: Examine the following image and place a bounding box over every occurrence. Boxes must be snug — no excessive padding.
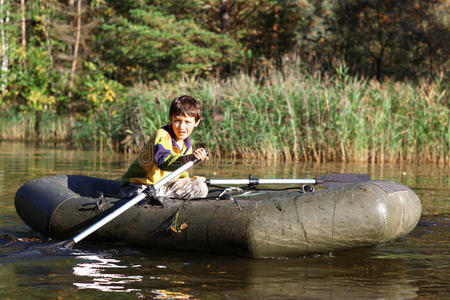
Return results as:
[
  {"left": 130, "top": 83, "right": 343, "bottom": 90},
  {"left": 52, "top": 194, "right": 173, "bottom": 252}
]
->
[
  {"left": 72, "top": 160, "right": 198, "bottom": 244},
  {"left": 259, "top": 179, "right": 316, "bottom": 185},
  {"left": 206, "top": 174, "right": 370, "bottom": 189},
  {"left": 153, "top": 160, "right": 196, "bottom": 190},
  {"left": 72, "top": 192, "right": 147, "bottom": 243},
  {"left": 207, "top": 178, "right": 317, "bottom": 185}
]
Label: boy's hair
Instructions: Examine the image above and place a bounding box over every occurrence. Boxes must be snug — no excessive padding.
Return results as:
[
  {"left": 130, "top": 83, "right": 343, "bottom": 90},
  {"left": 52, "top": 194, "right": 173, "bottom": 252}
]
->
[{"left": 169, "top": 95, "right": 202, "bottom": 121}]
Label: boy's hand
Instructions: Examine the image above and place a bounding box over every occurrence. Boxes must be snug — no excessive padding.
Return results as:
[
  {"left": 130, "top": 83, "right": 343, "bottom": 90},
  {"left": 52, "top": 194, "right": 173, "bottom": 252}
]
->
[
  {"left": 193, "top": 148, "right": 209, "bottom": 161},
  {"left": 192, "top": 176, "right": 206, "bottom": 182}
]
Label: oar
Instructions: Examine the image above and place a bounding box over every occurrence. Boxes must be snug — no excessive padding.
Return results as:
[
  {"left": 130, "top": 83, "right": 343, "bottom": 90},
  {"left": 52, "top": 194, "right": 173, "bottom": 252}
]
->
[
  {"left": 60, "top": 158, "right": 202, "bottom": 248},
  {"left": 206, "top": 173, "right": 370, "bottom": 189}
]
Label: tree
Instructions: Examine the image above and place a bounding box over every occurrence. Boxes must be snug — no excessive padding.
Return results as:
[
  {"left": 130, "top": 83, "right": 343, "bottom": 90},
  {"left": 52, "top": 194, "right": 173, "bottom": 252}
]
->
[
  {"left": 129, "top": 0, "right": 306, "bottom": 70},
  {"left": 67, "top": 0, "right": 81, "bottom": 100},
  {"left": 0, "top": 0, "right": 9, "bottom": 95},
  {"left": 95, "top": 6, "right": 243, "bottom": 83},
  {"left": 20, "top": 0, "right": 25, "bottom": 68},
  {"left": 323, "top": 0, "right": 449, "bottom": 80}
]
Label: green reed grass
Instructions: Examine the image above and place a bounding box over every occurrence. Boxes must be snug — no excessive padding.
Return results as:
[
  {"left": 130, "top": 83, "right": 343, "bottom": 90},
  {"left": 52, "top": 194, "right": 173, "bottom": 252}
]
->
[
  {"left": 119, "top": 59, "right": 447, "bottom": 163},
  {"left": 1, "top": 58, "right": 448, "bottom": 163},
  {"left": 0, "top": 110, "right": 69, "bottom": 142}
]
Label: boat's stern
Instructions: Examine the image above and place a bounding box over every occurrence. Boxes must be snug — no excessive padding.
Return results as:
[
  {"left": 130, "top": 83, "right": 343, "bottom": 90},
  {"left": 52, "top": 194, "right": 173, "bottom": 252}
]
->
[
  {"left": 245, "top": 180, "right": 421, "bottom": 258},
  {"left": 370, "top": 180, "right": 422, "bottom": 242}
]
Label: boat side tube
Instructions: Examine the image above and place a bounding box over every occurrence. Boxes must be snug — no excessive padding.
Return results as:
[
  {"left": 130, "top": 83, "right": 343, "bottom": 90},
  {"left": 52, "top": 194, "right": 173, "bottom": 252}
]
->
[
  {"left": 246, "top": 180, "right": 422, "bottom": 258},
  {"left": 14, "top": 175, "right": 121, "bottom": 237},
  {"left": 15, "top": 176, "right": 421, "bottom": 258}
]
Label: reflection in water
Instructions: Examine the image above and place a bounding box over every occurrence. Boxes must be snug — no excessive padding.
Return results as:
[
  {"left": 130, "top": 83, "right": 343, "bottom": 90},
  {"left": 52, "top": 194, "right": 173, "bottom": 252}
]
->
[
  {"left": 236, "top": 254, "right": 421, "bottom": 300},
  {"left": 151, "top": 289, "right": 193, "bottom": 299},
  {"left": 73, "top": 252, "right": 194, "bottom": 298},
  {"left": 73, "top": 254, "right": 142, "bottom": 293}
]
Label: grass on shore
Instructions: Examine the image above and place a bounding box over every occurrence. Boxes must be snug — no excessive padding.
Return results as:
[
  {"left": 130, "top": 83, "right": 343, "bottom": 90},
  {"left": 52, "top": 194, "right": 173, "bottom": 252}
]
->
[{"left": 0, "top": 60, "right": 448, "bottom": 164}]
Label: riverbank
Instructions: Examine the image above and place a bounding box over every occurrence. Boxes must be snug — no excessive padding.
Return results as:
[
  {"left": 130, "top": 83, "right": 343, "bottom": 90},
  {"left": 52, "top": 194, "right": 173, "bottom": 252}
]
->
[{"left": 0, "top": 64, "right": 448, "bottom": 163}]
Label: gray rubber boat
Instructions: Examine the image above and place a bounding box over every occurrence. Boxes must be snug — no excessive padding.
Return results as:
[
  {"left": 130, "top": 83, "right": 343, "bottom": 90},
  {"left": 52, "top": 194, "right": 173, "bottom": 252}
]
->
[{"left": 15, "top": 175, "right": 421, "bottom": 258}]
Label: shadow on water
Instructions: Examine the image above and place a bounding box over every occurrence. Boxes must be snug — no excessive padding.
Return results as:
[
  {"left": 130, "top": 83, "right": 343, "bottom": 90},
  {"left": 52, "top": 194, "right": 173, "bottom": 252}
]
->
[{"left": 0, "top": 233, "right": 75, "bottom": 260}]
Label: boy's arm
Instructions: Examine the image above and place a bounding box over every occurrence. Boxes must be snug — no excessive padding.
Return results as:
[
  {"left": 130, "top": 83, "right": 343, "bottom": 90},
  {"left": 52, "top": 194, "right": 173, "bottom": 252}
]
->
[
  {"left": 155, "top": 147, "right": 208, "bottom": 170},
  {"left": 153, "top": 134, "right": 194, "bottom": 172},
  {"left": 155, "top": 148, "right": 194, "bottom": 171}
]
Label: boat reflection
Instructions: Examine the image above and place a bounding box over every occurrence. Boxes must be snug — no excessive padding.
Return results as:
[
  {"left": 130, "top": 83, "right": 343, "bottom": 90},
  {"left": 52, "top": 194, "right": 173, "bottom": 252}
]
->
[
  {"left": 151, "top": 289, "right": 193, "bottom": 299},
  {"left": 72, "top": 253, "right": 194, "bottom": 298}
]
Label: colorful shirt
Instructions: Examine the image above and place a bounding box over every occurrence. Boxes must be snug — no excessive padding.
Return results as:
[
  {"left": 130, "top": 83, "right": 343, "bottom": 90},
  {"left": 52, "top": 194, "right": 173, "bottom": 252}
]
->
[{"left": 121, "top": 125, "right": 193, "bottom": 186}]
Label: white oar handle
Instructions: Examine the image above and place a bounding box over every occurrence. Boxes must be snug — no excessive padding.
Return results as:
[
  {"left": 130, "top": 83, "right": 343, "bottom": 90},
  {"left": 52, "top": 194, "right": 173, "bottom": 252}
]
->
[{"left": 206, "top": 178, "right": 317, "bottom": 186}]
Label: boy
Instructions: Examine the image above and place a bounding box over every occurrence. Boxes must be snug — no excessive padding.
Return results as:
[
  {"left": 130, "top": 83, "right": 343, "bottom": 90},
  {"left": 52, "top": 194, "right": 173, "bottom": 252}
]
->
[{"left": 120, "top": 95, "right": 209, "bottom": 200}]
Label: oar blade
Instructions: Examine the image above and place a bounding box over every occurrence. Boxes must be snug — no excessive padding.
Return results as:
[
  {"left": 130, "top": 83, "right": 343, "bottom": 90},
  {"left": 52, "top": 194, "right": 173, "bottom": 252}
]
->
[
  {"left": 55, "top": 239, "right": 75, "bottom": 249},
  {"left": 317, "top": 173, "right": 370, "bottom": 188}
]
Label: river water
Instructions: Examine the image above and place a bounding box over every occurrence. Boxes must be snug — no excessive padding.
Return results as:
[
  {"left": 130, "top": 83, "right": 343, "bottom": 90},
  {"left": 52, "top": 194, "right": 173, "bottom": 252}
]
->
[{"left": 0, "top": 142, "right": 448, "bottom": 299}]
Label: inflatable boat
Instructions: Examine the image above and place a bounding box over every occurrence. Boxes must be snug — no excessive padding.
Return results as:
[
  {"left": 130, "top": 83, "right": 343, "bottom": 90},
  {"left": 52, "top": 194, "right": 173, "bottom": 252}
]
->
[{"left": 15, "top": 175, "right": 421, "bottom": 258}]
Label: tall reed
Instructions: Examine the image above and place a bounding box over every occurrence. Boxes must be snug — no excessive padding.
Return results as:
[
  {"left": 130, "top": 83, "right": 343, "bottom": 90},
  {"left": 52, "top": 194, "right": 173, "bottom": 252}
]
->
[
  {"left": 0, "top": 111, "right": 69, "bottom": 142},
  {"left": 120, "top": 58, "right": 447, "bottom": 163},
  {"left": 1, "top": 57, "right": 447, "bottom": 163}
]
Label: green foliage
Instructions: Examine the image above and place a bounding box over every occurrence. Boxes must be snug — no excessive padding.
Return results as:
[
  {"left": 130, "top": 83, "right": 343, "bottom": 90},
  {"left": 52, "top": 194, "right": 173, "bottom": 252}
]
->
[
  {"left": 96, "top": 7, "right": 244, "bottom": 83},
  {"left": 10, "top": 45, "right": 59, "bottom": 112},
  {"left": 71, "top": 104, "right": 124, "bottom": 150},
  {"left": 92, "top": 58, "right": 446, "bottom": 163},
  {"left": 0, "top": 0, "right": 447, "bottom": 163},
  {"left": 70, "top": 61, "right": 125, "bottom": 114},
  {"left": 1, "top": 1, "right": 62, "bottom": 112},
  {"left": 2, "top": 58, "right": 448, "bottom": 163},
  {"left": 150, "top": 0, "right": 307, "bottom": 67}
]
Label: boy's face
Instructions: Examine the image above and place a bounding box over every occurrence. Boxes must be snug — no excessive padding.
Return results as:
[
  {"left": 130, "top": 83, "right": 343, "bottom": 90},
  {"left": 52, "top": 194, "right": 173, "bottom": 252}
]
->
[{"left": 170, "top": 114, "right": 200, "bottom": 142}]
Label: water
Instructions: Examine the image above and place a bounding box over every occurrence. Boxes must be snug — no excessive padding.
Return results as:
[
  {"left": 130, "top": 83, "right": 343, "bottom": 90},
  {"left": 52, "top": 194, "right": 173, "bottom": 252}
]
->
[{"left": 0, "top": 142, "right": 448, "bottom": 299}]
